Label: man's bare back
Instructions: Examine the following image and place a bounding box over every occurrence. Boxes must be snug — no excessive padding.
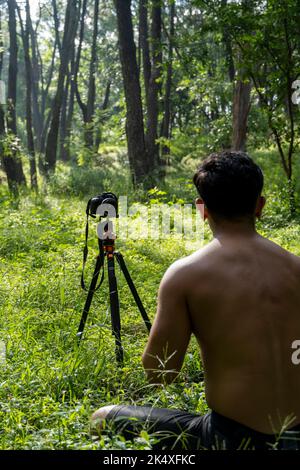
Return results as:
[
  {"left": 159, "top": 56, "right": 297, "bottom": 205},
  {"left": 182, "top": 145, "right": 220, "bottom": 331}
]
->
[
  {"left": 178, "top": 232, "right": 300, "bottom": 434},
  {"left": 93, "top": 151, "right": 300, "bottom": 449}
]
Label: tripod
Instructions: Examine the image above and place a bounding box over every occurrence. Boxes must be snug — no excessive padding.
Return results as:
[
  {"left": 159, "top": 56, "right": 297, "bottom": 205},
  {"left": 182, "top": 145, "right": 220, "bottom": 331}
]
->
[{"left": 77, "top": 233, "right": 152, "bottom": 364}]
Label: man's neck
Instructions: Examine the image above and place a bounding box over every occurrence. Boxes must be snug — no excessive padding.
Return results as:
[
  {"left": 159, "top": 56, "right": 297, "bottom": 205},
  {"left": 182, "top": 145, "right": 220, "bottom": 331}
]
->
[{"left": 209, "top": 217, "right": 259, "bottom": 241}]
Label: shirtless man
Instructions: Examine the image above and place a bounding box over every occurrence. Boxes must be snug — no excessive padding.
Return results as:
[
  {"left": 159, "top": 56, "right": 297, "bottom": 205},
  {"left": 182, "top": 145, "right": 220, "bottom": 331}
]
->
[{"left": 91, "top": 151, "right": 300, "bottom": 450}]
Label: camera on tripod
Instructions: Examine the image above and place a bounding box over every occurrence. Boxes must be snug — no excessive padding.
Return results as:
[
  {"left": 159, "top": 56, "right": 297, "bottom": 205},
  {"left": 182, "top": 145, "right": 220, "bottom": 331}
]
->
[
  {"left": 86, "top": 191, "right": 118, "bottom": 243},
  {"left": 78, "top": 191, "right": 151, "bottom": 364},
  {"left": 86, "top": 192, "right": 119, "bottom": 219}
]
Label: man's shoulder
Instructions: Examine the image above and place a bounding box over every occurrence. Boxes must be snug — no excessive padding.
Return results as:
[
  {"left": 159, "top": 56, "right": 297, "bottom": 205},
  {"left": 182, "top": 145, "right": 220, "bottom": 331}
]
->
[
  {"left": 262, "top": 236, "right": 300, "bottom": 264},
  {"left": 162, "top": 243, "right": 215, "bottom": 287}
]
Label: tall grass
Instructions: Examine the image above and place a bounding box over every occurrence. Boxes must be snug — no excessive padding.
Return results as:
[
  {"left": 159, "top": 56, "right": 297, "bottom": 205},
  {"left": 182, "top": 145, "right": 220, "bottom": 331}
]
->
[{"left": 0, "top": 146, "right": 300, "bottom": 449}]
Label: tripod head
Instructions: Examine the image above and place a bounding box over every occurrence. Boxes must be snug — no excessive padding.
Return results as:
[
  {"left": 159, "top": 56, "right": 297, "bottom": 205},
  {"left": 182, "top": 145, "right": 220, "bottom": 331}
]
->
[
  {"left": 81, "top": 192, "right": 118, "bottom": 291},
  {"left": 97, "top": 219, "right": 116, "bottom": 242},
  {"left": 99, "top": 223, "right": 117, "bottom": 256}
]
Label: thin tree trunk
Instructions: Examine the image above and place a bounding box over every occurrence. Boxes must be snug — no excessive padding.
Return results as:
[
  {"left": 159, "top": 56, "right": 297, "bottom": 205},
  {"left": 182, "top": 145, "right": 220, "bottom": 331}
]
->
[
  {"left": 221, "top": 0, "right": 235, "bottom": 82},
  {"left": 5, "top": 0, "right": 26, "bottom": 188},
  {"left": 115, "top": 0, "right": 149, "bottom": 185},
  {"left": 284, "top": 18, "right": 296, "bottom": 216},
  {"left": 44, "top": 0, "right": 79, "bottom": 175},
  {"left": 85, "top": 0, "right": 99, "bottom": 149},
  {"left": 61, "top": 53, "right": 76, "bottom": 161},
  {"left": 52, "top": 0, "right": 62, "bottom": 55},
  {"left": 0, "top": 10, "right": 10, "bottom": 191},
  {"left": 61, "top": 0, "right": 83, "bottom": 162},
  {"left": 17, "top": 0, "right": 38, "bottom": 190},
  {"left": 161, "top": 0, "right": 175, "bottom": 162},
  {"left": 145, "top": 1, "right": 162, "bottom": 172},
  {"left": 28, "top": 7, "right": 43, "bottom": 150},
  {"left": 139, "top": 0, "right": 151, "bottom": 102},
  {"left": 40, "top": 110, "right": 51, "bottom": 157},
  {"left": 59, "top": 67, "right": 70, "bottom": 161},
  {"left": 231, "top": 76, "right": 251, "bottom": 151},
  {"left": 74, "top": 0, "right": 88, "bottom": 120},
  {"left": 40, "top": 37, "right": 57, "bottom": 125},
  {"left": 231, "top": 0, "right": 252, "bottom": 152},
  {"left": 74, "top": 0, "right": 99, "bottom": 150},
  {"left": 95, "top": 80, "right": 111, "bottom": 150},
  {"left": 73, "top": 0, "right": 89, "bottom": 138}
]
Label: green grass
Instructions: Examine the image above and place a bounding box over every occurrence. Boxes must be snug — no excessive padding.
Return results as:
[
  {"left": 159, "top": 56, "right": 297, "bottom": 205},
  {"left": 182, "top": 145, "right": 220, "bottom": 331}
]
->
[
  {"left": 1, "top": 145, "right": 300, "bottom": 449},
  {"left": 0, "top": 189, "right": 208, "bottom": 449}
]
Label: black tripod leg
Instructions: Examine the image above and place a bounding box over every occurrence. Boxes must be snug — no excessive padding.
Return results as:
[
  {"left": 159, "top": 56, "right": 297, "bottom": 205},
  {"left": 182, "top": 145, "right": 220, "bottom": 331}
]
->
[
  {"left": 77, "top": 255, "right": 102, "bottom": 343},
  {"left": 116, "top": 252, "right": 152, "bottom": 333},
  {"left": 107, "top": 255, "right": 124, "bottom": 364}
]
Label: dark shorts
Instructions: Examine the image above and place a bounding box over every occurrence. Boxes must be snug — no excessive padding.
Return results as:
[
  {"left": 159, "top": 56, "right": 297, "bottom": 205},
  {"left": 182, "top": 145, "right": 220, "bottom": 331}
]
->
[{"left": 106, "top": 405, "right": 300, "bottom": 450}]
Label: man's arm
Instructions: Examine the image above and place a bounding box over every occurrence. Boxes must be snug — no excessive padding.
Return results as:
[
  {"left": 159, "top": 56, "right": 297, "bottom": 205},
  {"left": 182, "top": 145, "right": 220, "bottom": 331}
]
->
[{"left": 142, "top": 262, "right": 192, "bottom": 384}]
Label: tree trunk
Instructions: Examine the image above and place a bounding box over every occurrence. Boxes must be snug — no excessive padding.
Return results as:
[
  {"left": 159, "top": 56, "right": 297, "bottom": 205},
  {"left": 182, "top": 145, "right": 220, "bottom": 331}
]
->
[
  {"left": 52, "top": 0, "right": 62, "bottom": 55},
  {"left": 221, "top": 0, "right": 235, "bottom": 82},
  {"left": 44, "top": 0, "right": 79, "bottom": 175},
  {"left": 28, "top": 7, "right": 43, "bottom": 151},
  {"left": 74, "top": 0, "right": 90, "bottom": 144},
  {"left": 115, "top": 0, "right": 148, "bottom": 185},
  {"left": 17, "top": 0, "right": 38, "bottom": 190},
  {"left": 5, "top": 0, "right": 26, "bottom": 189},
  {"left": 61, "top": 53, "right": 75, "bottom": 162},
  {"left": 39, "top": 2, "right": 61, "bottom": 162},
  {"left": 40, "top": 110, "right": 51, "bottom": 156},
  {"left": 95, "top": 80, "right": 111, "bottom": 150},
  {"left": 74, "top": 0, "right": 99, "bottom": 150},
  {"left": 59, "top": 67, "right": 70, "bottom": 161},
  {"left": 139, "top": 0, "right": 151, "bottom": 102},
  {"left": 40, "top": 35, "right": 57, "bottom": 130},
  {"left": 161, "top": 0, "right": 175, "bottom": 161},
  {"left": 0, "top": 82, "right": 12, "bottom": 190},
  {"left": 231, "top": 74, "right": 251, "bottom": 151},
  {"left": 0, "top": 103, "right": 7, "bottom": 178},
  {"left": 84, "top": 0, "right": 99, "bottom": 149},
  {"left": 231, "top": 0, "right": 252, "bottom": 152},
  {"left": 145, "top": 1, "right": 162, "bottom": 172}
]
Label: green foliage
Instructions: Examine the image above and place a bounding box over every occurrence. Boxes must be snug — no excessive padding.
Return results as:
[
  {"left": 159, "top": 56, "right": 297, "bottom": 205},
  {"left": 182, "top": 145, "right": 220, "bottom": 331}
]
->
[
  {"left": 48, "top": 153, "right": 131, "bottom": 198},
  {"left": 1, "top": 0, "right": 300, "bottom": 450},
  {"left": 0, "top": 183, "right": 207, "bottom": 449},
  {"left": 1, "top": 144, "right": 300, "bottom": 449},
  {"left": 1, "top": 132, "right": 22, "bottom": 158}
]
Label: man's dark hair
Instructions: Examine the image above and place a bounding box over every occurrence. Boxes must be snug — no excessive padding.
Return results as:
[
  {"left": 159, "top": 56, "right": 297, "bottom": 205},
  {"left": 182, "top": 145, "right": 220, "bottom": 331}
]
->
[{"left": 193, "top": 151, "right": 264, "bottom": 218}]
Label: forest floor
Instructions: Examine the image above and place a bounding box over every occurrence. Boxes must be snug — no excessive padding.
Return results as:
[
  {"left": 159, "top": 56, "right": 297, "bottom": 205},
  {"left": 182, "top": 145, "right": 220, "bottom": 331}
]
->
[{"left": 1, "top": 147, "right": 300, "bottom": 449}]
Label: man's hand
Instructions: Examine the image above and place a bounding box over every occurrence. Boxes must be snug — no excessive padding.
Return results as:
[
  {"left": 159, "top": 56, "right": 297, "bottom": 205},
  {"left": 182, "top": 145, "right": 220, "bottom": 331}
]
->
[{"left": 142, "top": 261, "right": 192, "bottom": 384}]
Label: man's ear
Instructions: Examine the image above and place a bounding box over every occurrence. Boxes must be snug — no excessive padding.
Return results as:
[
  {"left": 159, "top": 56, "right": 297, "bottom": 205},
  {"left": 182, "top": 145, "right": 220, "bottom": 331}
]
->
[
  {"left": 255, "top": 196, "right": 266, "bottom": 218},
  {"left": 195, "top": 197, "right": 208, "bottom": 221}
]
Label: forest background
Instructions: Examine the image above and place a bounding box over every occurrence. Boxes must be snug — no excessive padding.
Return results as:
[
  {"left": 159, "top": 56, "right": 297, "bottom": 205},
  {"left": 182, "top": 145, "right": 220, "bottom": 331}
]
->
[{"left": 0, "top": 0, "right": 300, "bottom": 449}]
